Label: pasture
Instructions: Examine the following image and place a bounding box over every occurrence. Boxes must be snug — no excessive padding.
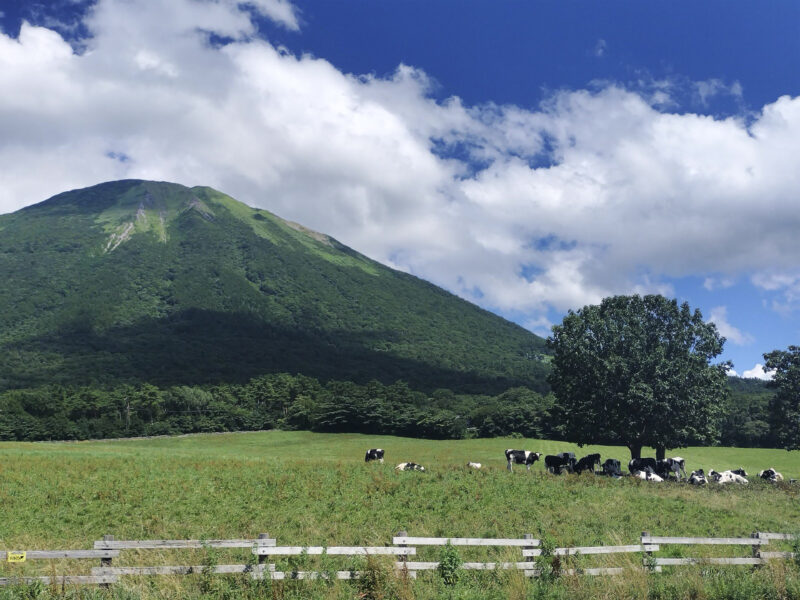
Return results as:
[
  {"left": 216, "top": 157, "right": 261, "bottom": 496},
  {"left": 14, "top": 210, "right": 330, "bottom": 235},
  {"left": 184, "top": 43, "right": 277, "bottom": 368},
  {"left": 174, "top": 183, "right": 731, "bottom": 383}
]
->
[{"left": 1, "top": 431, "right": 800, "bottom": 599}]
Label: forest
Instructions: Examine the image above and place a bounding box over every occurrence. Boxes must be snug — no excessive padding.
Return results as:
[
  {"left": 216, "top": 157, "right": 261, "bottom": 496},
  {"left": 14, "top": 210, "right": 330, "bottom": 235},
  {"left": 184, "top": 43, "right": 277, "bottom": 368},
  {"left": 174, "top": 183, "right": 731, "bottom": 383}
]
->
[{"left": 0, "top": 373, "right": 777, "bottom": 448}]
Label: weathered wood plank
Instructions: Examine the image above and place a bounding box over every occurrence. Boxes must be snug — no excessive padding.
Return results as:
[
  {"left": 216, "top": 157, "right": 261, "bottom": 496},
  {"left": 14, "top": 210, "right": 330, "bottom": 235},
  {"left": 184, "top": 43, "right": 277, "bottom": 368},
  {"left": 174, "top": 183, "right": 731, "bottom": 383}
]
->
[
  {"left": 267, "top": 570, "right": 417, "bottom": 580},
  {"left": 654, "top": 557, "right": 763, "bottom": 566},
  {"left": 392, "top": 536, "right": 539, "bottom": 546},
  {"left": 0, "top": 550, "right": 119, "bottom": 560},
  {"left": 759, "top": 551, "right": 796, "bottom": 559},
  {"left": 255, "top": 546, "right": 415, "bottom": 556},
  {"left": 756, "top": 532, "right": 797, "bottom": 541},
  {"left": 642, "top": 536, "right": 766, "bottom": 546},
  {"left": 92, "top": 564, "right": 268, "bottom": 576},
  {"left": 94, "top": 539, "right": 275, "bottom": 549},
  {"left": 0, "top": 576, "right": 118, "bottom": 586},
  {"left": 521, "top": 544, "right": 659, "bottom": 557},
  {"left": 398, "top": 561, "right": 439, "bottom": 570}
]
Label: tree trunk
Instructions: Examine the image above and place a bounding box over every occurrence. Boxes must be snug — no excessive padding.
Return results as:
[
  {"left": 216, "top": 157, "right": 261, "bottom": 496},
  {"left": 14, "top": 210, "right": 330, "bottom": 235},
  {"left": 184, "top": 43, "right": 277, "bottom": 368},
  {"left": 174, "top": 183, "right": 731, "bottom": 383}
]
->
[
  {"left": 656, "top": 446, "right": 666, "bottom": 461},
  {"left": 628, "top": 444, "right": 642, "bottom": 460}
]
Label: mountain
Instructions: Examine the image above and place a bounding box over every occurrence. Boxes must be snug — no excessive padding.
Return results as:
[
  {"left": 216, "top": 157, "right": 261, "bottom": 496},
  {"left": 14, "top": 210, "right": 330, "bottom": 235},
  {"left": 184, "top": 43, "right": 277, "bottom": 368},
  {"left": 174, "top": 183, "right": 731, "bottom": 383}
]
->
[{"left": 0, "top": 180, "right": 549, "bottom": 394}]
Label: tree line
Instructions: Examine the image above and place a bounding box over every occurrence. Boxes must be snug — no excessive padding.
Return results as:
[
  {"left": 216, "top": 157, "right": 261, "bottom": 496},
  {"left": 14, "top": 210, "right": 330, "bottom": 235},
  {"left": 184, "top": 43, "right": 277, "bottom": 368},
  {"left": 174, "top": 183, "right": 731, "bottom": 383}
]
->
[
  {"left": 0, "top": 370, "right": 784, "bottom": 448},
  {"left": 0, "top": 376, "right": 558, "bottom": 443}
]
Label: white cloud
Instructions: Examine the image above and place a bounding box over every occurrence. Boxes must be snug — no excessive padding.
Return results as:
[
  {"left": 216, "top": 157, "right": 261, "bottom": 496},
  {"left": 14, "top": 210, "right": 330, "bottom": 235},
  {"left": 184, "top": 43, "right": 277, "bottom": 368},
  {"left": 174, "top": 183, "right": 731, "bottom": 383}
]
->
[
  {"left": 594, "top": 39, "right": 607, "bottom": 58},
  {"left": 3, "top": 0, "right": 800, "bottom": 334},
  {"left": 741, "top": 363, "right": 775, "bottom": 380},
  {"left": 708, "top": 306, "right": 753, "bottom": 346},
  {"left": 703, "top": 276, "right": 735, "bottom": 291}
]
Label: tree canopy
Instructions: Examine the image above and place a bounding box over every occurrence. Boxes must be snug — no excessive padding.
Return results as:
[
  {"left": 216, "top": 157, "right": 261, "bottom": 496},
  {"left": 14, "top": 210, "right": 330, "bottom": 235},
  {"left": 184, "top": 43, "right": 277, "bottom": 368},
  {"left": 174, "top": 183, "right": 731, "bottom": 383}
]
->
[
  {"left": 547, "top": 294, "right": 729, "bottom": 459},
  {"left": 763, "top": 346, "right": 800, "bottom": 450}
]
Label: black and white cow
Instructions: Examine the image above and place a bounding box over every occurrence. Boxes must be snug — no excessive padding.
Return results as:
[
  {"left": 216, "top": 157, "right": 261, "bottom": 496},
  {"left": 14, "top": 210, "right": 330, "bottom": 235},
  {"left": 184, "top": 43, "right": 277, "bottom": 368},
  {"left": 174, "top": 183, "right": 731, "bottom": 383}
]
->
[
  {"left": 688, "top": 469, "right": 708, "bottom": 485},
  {"left": 758, "top": 468, "right": 784, "bottom": 483},
  {"left": 365, "top": 448, "right": 385, "bottom": 463},
  {"left": 730, "top": 468, "right": 748, "bottom": 478},
  {"left": 600, "top": 458, "right": 623, "bottom": 477},
  {"left": 574, "top": 453, "right": 601, "bottom": 475},
  {"left": 628, "top": 458, "right": 657, "bottom": 475},
  {"left": 395, "top": 462, "right": 425, "bottom": 472},
  {"left": 632, "top": 467, "right": 663, "bottom": 482},
  {"left": 505, "top": 449, "right": 542, "bottom": 472},
  {"left": 709, "top": 469, "right": 748, "bottom": 484},
  {"left": 545, "top": 453, "right": 577, "bottom": 474},
  {"left": 655, "top": 457, "right": 687, "bottom": 481}
]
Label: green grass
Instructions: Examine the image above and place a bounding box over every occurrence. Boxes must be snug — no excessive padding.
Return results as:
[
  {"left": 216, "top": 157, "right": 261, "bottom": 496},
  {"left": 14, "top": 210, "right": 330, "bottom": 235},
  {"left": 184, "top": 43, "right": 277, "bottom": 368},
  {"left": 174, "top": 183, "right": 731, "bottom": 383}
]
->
[{"left": 1, "top": 431, "right": 799, "bottom": 599}]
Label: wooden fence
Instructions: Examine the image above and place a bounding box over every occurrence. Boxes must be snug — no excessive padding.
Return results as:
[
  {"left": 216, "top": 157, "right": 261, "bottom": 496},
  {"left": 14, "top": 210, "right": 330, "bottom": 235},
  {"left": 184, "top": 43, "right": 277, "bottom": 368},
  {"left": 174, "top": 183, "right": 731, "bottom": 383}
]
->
[{"left": 1, "top": 531, "right": 796, "bottom": 586}]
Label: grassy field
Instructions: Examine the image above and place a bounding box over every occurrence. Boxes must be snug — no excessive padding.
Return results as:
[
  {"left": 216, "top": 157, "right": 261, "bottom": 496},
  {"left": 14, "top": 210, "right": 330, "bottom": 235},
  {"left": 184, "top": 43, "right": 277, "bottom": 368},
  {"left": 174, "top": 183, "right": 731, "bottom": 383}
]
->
[{"left": 1, "top": 431, "right": 800, "bottom": 599}]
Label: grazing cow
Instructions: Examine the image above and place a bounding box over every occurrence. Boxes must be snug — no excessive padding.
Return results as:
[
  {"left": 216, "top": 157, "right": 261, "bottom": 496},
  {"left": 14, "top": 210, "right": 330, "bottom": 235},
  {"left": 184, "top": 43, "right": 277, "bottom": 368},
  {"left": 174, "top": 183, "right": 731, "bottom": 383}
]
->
[
  {"left": 467, "top": 462, "right": 482, "bottom": 469},
  {"left": 395, "top": 462, "right": 425, "bottom": 472},
  {"left": 574, "top": 453, "right": 601, "bottom": 474},
  {"left": 709, "top": 469, "right": 748, "bottom": 484},
  {"left": 632, "top": 467, "right": 663, "bottom": 482},
  {"left": 628, "top": 458, "right": 658, "bottom": 475},
  {"left": 758, "top": 468, "right": 784, "bottom": 483},
  {"left": 365, "top": 448, "right": 385, "bottom": 463},
  {"left": 688, "top": 469, "right": 707, "bottom": 485},
  {"left": 545, "top": 453, "right": 577, "bottom": 475},
  {"left": 655, "top": 457, "right": 687, "bottom": 481},
  {"left": 505, "top": 449, "right": 542, "bottom": 472},
  {"left": 600, "top": 458, "right": 623, "bottom": 477}
]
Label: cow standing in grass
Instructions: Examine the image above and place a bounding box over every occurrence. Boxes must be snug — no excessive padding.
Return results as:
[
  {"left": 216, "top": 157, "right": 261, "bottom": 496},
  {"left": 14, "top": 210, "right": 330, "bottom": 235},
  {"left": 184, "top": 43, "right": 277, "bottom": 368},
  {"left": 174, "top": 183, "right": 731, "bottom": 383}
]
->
[
  {"left": 574, "top": 453, "right": 601, "bottom": 474},
  {"left": 505, "top": 450, "right": 541, "bottom": 472}
]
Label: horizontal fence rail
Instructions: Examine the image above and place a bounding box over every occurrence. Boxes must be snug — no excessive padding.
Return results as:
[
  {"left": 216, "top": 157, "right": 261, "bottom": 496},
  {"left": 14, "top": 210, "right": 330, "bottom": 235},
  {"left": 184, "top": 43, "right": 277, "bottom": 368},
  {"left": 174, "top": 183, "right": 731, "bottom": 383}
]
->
[
  {"left": 94, "top": 539, "right": 276, "bottom": 549},
  {"left": 0, "top": 550, "right": 119, "bottom": 561},
  {"left": 392, "top": 536, "right": 540, "bottom": 547},
  {"left": 1, "top": 531, "right": 796, "bottom": 586},
  {"left": 254, "top": 546, "right": 415, "bottom": 556}
]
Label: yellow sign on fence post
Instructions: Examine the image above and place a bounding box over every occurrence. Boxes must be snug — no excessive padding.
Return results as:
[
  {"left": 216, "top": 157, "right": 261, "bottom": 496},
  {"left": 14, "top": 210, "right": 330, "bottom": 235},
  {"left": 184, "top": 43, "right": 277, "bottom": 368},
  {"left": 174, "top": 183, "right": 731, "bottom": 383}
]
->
[{"left": 7, "top": 551, "right": 26, "bottom": 563}]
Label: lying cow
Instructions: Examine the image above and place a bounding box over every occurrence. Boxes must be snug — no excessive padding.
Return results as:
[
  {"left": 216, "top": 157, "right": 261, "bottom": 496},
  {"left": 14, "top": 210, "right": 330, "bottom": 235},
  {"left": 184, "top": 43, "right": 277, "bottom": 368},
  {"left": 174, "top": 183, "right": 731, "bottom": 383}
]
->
[
  {"left": 365, "top": 448, "right": 384, "bottom": 463},
  {"left": 730, "top": 468, "right": 748, "bottom": 477},
  {"left": 709, "top": 469, "right": 748, "bottom": 484},
  {"left": 655, "top": 457, "right": 687, "bottom": 481},
  {"left": 758, "top": 468, "right": 784, "bottom": 483},
  {"left": 632, "top": 467, "right": 663, "bottom": 482},
  {"left": 628, "top": 457, "right": 657, "bottom": 475},
  {"left": 505, "top": 449, "right": 542, "bottom": 472},
  {"left": 600, "top": 458, "right": 623, "bottom": 477},
  {"left": 395, "top": 462, "right": 425, "bottom": 472},
  {"left": 688, "top": 469, "right": 707, "bottom": 485},
  {"left": 574, "top": 453, "right": 601, "bottom": 474},
  {"left": 467, "top": 462, "right": 482, "bottom": 469},
  {"left": 545, "top": 453, "right": 576, "bottom": 475}
]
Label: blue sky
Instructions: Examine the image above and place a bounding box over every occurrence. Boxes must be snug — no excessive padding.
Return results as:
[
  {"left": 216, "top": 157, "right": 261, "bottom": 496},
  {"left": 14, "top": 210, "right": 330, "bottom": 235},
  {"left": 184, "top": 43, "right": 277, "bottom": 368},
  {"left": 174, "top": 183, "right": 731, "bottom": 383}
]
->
[{"left": 1, "top": 0, "right": 799, "bottom": 378}]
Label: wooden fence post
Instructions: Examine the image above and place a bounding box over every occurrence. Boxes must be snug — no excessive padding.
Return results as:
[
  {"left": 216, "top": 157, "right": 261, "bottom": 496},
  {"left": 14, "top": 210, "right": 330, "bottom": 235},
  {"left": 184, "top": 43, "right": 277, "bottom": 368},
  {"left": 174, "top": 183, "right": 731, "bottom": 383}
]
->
[
  {"left": 397, "top": 530, "right": 408, "bottom": 564},
  {"left": 100, "top": 535, "right": 114, "bottom": 589},
  {"left": 752, "top": 532, "right": 761, "bottom": 566},
  {"left": 642, "top": 531, "right": 653, "bottom": 571},
  {"left": 257, "top": 532, "right": 270, "bottom": 579},
  {"left": 524, "top": 533, "right": 535, "bottom": 573}
]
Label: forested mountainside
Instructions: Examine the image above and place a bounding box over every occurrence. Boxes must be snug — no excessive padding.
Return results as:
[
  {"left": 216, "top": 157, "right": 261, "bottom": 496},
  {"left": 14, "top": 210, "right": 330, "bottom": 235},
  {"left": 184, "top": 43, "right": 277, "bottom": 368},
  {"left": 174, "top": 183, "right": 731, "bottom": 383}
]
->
[{"left": 0, "top": 180, "right": 548, "bottom": 395}]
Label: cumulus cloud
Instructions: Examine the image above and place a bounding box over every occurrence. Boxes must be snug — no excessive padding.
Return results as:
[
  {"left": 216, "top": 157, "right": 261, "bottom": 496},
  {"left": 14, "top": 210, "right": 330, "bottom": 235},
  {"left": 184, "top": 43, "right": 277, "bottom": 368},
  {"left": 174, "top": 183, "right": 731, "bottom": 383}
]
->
[
  {"left": 3, "top": 0, "right": 800, "bottom": 335},
  {"left": 741, "top": 363, "right": 775, "bottom": 380},
  {"left": 708, "top": 306, "right": 753, "bottom": 346}
]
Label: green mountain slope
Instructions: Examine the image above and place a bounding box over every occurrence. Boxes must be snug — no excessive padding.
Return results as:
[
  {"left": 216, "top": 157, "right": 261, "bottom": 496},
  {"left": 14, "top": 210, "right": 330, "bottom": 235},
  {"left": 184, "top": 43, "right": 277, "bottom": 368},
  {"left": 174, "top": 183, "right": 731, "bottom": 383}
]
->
[{"left": 0, "top": 180, "right": 548, "bottom": 393}]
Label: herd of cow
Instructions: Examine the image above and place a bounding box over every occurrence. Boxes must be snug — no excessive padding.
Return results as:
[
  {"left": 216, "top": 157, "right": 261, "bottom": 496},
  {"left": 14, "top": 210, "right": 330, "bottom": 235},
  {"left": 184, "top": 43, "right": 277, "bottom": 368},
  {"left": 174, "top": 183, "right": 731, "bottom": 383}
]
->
[{"left": 364, "top": 448, "right": 788, "bottom": 484}]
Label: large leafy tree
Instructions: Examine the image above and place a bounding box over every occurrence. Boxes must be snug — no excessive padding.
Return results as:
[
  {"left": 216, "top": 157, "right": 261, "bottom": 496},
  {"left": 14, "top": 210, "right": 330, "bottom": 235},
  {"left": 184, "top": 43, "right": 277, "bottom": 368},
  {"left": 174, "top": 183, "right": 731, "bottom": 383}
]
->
[
  {"left": 547, "top": 294, "right": 729, "bottom": 460},
  {"left": 763, "top": 346, "right": 800, "bottom": 450}
]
